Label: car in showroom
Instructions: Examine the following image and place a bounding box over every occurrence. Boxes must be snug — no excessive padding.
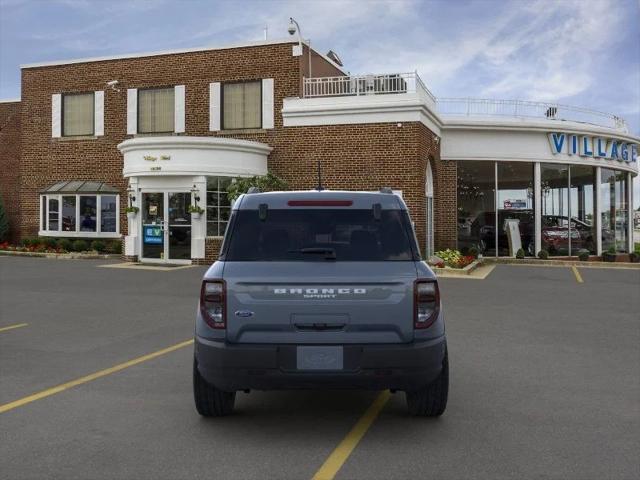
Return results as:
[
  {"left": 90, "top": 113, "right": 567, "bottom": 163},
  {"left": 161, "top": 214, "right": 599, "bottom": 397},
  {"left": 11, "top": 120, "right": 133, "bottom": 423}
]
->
[{"left": 193, "top": 189, "right": 448, "bottom": 417}]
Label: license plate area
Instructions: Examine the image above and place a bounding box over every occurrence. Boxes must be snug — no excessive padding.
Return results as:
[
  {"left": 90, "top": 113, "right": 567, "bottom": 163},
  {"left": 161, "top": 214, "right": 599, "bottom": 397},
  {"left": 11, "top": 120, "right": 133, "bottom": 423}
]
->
[{"left": 296, "top": 346, "right": 343, "bottom": 371}]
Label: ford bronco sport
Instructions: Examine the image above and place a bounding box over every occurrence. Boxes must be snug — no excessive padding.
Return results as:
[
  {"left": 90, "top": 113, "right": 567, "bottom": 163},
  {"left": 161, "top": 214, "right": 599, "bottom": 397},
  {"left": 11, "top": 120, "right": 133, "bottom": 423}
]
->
[{"left": 193, "top": 190, "right": 448, "bottom": 416}]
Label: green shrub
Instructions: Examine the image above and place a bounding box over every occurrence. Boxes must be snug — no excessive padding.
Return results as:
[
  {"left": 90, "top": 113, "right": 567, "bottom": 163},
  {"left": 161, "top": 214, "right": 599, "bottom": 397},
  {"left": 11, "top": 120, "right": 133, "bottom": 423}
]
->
[
  {"left": 515, "top": 248, "right": 525, "bottom": 259},
  {"left": 90, "top": 240, "right": 106, "bottom": 252},
  {"left": 577, "top": 249, "right": 589, "bottom": 261},
  {"left": 607, "top": 245, "right": 616, "bottom": 254},
  {"left": 226, "top": 172, "right": 288, "bottom": 202},
  {"left": 107, "top": 239, "right": 122, "bottom": 254},
  {"left": 460, "top": 246, "right": 470, "bottom": 256},
  {"left": 537, "top": 249, "right": 549, "bottom": 260},
  {"left": 468, "top": 246, "right": 479, "bottom": 258},
  {"left": 58, "top": 238, "right": 73, "bottom": 252},
  {"left": 41, "top": 237, "right": 57, "bottom": 249},
  {"left": 72, "top": 239, "right": 88, "bottom": 252},
  {"left": 21, "top": 238, "right": 34, "bottom": 247}
]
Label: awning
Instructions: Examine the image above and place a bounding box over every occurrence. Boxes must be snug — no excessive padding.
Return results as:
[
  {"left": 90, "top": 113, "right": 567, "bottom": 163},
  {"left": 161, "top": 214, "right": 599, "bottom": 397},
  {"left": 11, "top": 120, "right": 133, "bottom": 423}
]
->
[{"left": 41, "top": 181, "right": 119, "bottom": 194}]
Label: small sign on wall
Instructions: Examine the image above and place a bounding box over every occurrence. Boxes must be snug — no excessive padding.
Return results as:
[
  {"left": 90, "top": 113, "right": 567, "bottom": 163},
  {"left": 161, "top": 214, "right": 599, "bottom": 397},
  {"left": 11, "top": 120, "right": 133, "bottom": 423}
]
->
[{"left": 143, "top": 226, "right": 163, "bottom": 245}]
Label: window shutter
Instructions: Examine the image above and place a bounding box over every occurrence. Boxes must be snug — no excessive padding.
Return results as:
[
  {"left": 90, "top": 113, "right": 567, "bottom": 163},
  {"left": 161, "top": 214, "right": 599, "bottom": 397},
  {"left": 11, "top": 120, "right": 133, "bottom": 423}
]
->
[
  {"left": 262, "top": 78, "right": 274, "bottom": 129},
  {"left": 209, "top": 82, "right": 221, "bottom": 131},
  {"left": 51, "top": 94, "right": 62, "bottom": 138},
  {"left": 174, "top": 85, "right": 185, "bottom": 133},
  {"left": 94, "top": 91, "right": 104, "bottom": 136},
  {"left": 127, "top": 88, "right": 137, "bottom": 135}
]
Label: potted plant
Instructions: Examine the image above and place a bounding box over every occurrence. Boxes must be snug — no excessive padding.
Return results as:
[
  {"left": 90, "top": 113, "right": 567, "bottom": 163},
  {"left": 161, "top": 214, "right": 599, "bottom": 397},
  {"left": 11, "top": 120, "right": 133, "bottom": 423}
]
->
[
  {"left": 603, "top": 246, "right": 617, "bottom": 262},
  {"left": 125, "top": 206, "right": 139, "bottom": 220},
  {"left": 188, "top": 205, "right": 204, "bottom": 219}
]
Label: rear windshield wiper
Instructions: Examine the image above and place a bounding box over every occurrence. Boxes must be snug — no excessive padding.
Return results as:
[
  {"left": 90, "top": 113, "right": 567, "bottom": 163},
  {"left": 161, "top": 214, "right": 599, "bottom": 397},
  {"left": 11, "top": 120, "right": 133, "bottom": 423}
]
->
[{"left": 287, "top": 247, "right": 337, "bottom": 260}]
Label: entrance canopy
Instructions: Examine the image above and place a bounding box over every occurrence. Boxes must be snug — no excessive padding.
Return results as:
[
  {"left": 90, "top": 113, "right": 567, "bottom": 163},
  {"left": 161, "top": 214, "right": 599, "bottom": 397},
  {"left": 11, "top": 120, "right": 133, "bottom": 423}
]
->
[{"left": 41, "top": 180, "right": 119, "bottom": 194}]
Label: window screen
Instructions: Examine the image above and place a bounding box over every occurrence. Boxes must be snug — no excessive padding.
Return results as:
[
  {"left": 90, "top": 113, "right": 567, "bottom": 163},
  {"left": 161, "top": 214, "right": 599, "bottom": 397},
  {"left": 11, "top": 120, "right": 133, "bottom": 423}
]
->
[
  {"left": 63, "top": 93, "right": 94, "bottom": 136},
  {"left": 138, "top": 88, "right": 175, "bottom": 133},
  {"left": 223, "top": 81, "right": 261, "bottom": 129}
]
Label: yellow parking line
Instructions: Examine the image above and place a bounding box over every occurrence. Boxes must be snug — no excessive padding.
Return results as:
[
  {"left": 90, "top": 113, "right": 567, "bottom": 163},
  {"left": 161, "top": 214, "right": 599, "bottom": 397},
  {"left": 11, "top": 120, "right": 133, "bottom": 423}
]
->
[
  {"left": 0, "top": 339, "right": 193, "bottom": 414},
  {"left": 571, "top": 266, "right": 584, "bottom": 283},
  {"left": 312, "top": 390, "right": 391, "bottom": 480},
  {"left": 0, "top": 323, "right": 28, "bottom": 333}
]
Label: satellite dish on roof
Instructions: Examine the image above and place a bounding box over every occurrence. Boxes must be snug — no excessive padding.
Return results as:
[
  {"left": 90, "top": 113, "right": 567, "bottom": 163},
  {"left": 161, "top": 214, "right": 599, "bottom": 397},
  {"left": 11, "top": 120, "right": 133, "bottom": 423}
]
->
[{"left": 326, "top": 50, "right": 343, "bottom": 67}]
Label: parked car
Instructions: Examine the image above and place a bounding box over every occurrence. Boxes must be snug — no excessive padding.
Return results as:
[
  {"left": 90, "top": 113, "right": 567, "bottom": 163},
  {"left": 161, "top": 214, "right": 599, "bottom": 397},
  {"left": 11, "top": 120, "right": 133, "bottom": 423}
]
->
[{"left": 193, "top": 190, "right": 448, "bottom": 417}]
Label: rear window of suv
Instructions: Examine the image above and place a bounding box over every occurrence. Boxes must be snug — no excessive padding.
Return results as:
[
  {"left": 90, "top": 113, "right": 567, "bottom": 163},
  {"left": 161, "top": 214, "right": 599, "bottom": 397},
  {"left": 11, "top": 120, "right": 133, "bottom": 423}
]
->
[{"left": 222, "top": 209, "right": 419, "bottom": 261}]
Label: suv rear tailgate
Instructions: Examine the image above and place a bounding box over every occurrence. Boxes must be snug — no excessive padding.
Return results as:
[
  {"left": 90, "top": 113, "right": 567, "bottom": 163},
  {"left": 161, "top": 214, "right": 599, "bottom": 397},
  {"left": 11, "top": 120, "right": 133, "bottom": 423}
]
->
[{"left": 224, "top": 261, "right": 417, "bottom": 344}]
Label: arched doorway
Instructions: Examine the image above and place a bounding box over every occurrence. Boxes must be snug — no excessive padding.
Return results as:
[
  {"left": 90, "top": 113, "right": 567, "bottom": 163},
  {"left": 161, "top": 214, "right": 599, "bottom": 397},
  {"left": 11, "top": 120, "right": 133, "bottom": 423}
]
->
[{"left": 425, "top": 160, "right": 434, "bottom": 258}]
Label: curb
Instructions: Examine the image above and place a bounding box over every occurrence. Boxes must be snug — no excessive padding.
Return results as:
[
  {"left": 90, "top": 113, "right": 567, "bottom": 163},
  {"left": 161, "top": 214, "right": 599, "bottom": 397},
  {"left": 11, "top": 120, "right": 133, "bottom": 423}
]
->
[
  {"left": 432, "top": 259, "right": 482, "bottom": 276},
  {"left": 483, "top": 257, "right": 640, "bottom": 269}
]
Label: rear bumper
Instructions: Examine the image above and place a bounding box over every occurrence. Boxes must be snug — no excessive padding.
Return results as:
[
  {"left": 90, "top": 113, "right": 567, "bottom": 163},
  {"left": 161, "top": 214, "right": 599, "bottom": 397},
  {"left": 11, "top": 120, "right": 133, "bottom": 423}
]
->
[{"left": 194, "top": 336, "right": 446, "bottom": 392}]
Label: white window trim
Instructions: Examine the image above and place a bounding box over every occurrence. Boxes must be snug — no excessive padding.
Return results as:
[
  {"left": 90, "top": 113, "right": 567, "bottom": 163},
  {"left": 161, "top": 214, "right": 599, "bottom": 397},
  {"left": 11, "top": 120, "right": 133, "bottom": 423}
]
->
[{"left": 39, "top": 193, "right": 120, "bottom": 238}]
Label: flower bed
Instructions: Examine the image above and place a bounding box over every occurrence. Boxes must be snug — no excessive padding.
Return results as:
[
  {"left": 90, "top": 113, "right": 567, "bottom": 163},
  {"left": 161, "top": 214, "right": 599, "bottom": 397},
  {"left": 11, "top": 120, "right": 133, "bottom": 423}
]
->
[
  {"left": 0, "top": 238, "right": 122, "bottom": 255},
  {"left": 431, "top": 249, "right": 476, "bottom": 269}
]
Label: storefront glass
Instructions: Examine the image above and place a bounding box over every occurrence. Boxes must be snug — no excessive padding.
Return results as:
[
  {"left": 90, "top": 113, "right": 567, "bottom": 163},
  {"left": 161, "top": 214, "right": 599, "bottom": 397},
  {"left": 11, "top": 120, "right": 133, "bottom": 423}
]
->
[
  {"left": 569, "top": 166, "right": 596, "bottom": 254},
  {"left": 100, "top": 195, "right": 117, "bottom": 233},
  {"left": 457, "top": 161, "right": 496, "bottom": 256},
  {"left": 540, "top": 164, "right": 570, "bottom": 255},
  {"left": 79, "top": 196, "right": 97, "bottom": 232},
  {"left": 601, "top": 169, "right": 628, "bottom": 253},
  {"left": 497, "top": 162, "right": 534, "bottom": 256},
  {"left": 206, "top": 177, "right": 232, "bottom": 236},
  {"left": 62, "top": 196, "right": 76, "bottom": 232}
]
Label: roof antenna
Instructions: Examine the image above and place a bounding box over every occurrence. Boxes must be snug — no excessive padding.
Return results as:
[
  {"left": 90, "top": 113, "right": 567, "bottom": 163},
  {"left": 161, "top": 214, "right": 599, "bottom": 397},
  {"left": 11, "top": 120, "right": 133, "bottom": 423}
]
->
[{"left": 316, "top": 158, "right": 324, "bottom": 191}]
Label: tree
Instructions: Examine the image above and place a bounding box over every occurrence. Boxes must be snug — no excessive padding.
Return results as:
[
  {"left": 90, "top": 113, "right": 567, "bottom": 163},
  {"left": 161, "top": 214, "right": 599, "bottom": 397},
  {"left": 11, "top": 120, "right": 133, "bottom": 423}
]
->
[
  {"left": 226, "top": 173, "right": 288, "bottom": 202},
  {"left": 0, "top": 195, "right": 9, "bottom": 242}
]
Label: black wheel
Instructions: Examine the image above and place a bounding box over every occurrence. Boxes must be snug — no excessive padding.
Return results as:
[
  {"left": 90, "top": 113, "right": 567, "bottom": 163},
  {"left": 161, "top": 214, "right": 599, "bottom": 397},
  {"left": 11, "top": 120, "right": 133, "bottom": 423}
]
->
[
  {"left": 405, "top": 348, "right": 449, "bottom": 417},
  {"left": 193, "top": 358, "right": 236, "bottom": 417}
]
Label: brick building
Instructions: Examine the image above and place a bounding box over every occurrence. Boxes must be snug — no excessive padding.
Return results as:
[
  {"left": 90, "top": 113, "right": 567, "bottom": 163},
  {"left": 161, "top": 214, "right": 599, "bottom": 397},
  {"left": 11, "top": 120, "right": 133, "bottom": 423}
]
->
[{"left": 0, "top": 38, "right": 638, "bottom": 263}]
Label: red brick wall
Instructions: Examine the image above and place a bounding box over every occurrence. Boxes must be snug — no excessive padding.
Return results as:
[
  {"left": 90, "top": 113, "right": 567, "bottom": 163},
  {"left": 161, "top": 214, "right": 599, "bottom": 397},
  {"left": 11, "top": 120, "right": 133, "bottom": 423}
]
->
[
  {"left": 13, "top": 41, "right": 451, "bottom": 260},
  {"left": 0, "top": 101, "right": 21, "bottom": 242}
]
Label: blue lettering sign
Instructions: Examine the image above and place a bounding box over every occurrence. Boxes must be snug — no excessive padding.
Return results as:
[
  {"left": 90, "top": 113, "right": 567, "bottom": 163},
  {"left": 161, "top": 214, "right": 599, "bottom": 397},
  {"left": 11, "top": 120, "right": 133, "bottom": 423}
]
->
[
  {"left": 144, "top": 226, "right": 163, "bottom": 245},
  {"left": 580, "top": 136, "right": 593, "bottom": 156},
  {"left": 620, "top": 143, "right": 628, "bottom": 162},
  {"left": 569, "top": 135, "right": 579, "bottom": 155},
  {"left": 609, "top": 140, "right": 619, "bottom": 160},
  {"left": 596, "top": 138, "right": 607, "bottom": 157},
  {"left": 631, "top": 144, "right": 638, "bottom": 163},
  {"left": 549, "top": 133, "right": 565, "bottom": 154}
]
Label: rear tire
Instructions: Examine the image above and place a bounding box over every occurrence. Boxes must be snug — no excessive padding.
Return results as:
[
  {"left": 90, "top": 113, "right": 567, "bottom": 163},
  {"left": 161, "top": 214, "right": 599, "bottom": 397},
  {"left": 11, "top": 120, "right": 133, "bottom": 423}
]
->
[
  {"left": 193, "top": 358, "right": 236, "bottom": 417},
  {"left": 405, "top": 348, "right": 448, "bottom": 417}
]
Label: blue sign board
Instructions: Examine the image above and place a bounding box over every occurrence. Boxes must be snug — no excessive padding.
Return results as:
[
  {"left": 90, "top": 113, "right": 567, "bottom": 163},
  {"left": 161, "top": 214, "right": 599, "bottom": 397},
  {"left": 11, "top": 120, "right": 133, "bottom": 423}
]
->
[{"left": 143, "top": 226, "right": 163, "bottom": 245}]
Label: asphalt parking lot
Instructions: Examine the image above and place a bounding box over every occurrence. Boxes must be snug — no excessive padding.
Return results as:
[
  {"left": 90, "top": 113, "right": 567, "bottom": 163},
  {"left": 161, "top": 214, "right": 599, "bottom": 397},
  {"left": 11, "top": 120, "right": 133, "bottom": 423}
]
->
[{"left": 1, "top": 257, "right": 639, "bottom": 480}]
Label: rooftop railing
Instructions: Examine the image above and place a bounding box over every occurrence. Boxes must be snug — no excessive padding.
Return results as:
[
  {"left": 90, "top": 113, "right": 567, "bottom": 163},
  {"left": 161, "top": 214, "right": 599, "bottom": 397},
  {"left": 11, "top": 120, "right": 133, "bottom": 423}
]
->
[
  {"left": 301, "top": 74, "right": 628, "bottom": 132},
  {"left": 303, "top": 72, "right": 436, "bottom": 103},
  {"left": 435, "top": 98, "right": 628, "bottom": 132}
]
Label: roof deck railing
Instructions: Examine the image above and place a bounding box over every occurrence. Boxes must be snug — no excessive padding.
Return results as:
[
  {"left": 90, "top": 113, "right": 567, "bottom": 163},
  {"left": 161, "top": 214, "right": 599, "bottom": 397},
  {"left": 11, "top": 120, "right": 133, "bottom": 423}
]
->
[
  {"left": 301, "top": 73, "right": 628, "bottom": 132},
  {"left": 303, "top": 72, "right": 436, "bottom": 103},
  {"left": 436, "top": 97, "right": 628, "bottom": 132}
]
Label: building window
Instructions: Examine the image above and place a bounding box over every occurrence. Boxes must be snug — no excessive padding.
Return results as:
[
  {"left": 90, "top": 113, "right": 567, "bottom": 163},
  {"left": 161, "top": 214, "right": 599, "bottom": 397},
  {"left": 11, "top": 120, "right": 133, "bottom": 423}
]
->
[
  {"left": 138, "top": 87, "right": 174, "bottom": 133},
  {"left": 457, "top": 161, "right": 496, "bottom": 256},
  {"left": 62, "top": 92, "right": 94, "bottom": 136},
  {"left": 601, "top": 168, "right": 628, "bottom": 253},
  {"left": 101, "top": 195, "right": 118, "bottom": 233},
  {"left": 497, "top": 162, "right": 534, "bottom": 256},
  {"left": 222, "top": 81, "right": 261, "bottom": 129},
  {"left": 40, "top": 194, "right": 119, "bottom": 237},
  {"left": 206, "top": 177, "right": 232, "bottom": 236}
]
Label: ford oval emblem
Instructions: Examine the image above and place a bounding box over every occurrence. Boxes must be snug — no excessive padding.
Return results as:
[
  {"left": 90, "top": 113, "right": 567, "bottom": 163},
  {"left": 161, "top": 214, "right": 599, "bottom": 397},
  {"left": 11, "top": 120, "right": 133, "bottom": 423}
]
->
[{"left": 235, "top": 310, "right": 254, "bottom": 318}]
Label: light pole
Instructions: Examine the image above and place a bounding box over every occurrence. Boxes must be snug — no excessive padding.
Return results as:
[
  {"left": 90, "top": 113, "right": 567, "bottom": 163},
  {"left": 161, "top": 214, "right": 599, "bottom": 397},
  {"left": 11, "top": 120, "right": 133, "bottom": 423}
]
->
[{"left": 288, "top": 17, "right": 312, "bottom": 80}]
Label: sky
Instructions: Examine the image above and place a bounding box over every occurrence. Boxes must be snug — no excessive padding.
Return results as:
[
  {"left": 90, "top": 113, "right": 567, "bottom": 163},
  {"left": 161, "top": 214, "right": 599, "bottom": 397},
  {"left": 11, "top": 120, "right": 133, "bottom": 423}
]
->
[{"left": 1, "top": 0, "right": 639, "bottom": 204}]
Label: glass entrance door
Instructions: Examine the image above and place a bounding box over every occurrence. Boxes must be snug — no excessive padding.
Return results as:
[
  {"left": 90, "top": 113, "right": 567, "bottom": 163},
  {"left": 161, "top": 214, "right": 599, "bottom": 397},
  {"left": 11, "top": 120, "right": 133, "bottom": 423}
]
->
[
  {"left": 142, "top": 192, "right": 165, "bottom": 260},
  {"left": 167, "top": 192, "right": 191, "bottom": 260},
  {"left": 141, "top": 192, "right": 191, "bottom": 263}
]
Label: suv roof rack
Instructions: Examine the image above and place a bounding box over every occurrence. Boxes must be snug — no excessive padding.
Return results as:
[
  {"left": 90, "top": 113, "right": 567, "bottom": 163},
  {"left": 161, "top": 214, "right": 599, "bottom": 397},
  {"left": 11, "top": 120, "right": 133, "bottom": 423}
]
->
[{"left": 379, "top": 187, "right": 393, "bottom": 194}]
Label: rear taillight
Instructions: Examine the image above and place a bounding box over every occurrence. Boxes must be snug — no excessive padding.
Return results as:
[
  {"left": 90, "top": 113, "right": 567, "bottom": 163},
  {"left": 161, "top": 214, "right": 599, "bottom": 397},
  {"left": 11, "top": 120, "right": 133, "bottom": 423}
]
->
[
  {"left": 200, "top": 280, "right": 226, "bottom": 329},
  {"left": 414, "top": 279, "right": 440, "bottom": 329}
]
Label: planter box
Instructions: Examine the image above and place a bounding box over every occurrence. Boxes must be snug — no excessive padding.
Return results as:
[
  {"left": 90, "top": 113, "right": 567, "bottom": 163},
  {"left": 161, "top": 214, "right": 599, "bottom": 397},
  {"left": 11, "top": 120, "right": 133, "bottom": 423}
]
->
[
  {"left": 603, "top": 253, "right": 629, "bottom": 262},
  {"left": 191, "top": 212, "right": 202, "bottom": 220},
  {"left": 126, "top": 212, "right": 137, "bottom": 221}
]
